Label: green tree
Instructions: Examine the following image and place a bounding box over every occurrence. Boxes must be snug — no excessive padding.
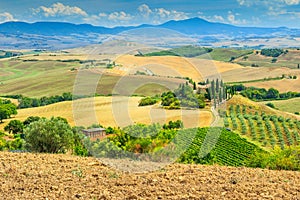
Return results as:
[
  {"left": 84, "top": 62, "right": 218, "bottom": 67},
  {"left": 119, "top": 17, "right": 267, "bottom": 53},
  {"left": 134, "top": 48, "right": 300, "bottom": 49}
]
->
[
  {"left": 24, "top": 117, "right": 74, "bottom": 153},
  {"left": 266, "top": 88, "right": 279, "bottom": 99},
  {"left": 216, "top": 79, "right": 219, "bottom": 93},
  {"left": 23, "top": 116, "right": 41, "bottom": 127},
  {"left": 4, "top": 120, "right": 24, "bottom": 134},
  {"left": 0, "top": 103, "right": 17, "bottom": 123}
]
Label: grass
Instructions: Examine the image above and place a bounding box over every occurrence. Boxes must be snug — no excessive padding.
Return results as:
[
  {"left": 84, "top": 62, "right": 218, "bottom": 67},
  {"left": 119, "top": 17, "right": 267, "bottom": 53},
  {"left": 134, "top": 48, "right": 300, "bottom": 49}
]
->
[
  {"left": 198, "top": 48, "right": 253, "bottom": 62},
  {"left": 142, "top": 46, "right": 212, "bottom": 57},
  {"left": 261, "top": 98, "right": 300, "bottom": 114},
  {"left": 0, "top": 59, "right": 183, "bottom": 97}
]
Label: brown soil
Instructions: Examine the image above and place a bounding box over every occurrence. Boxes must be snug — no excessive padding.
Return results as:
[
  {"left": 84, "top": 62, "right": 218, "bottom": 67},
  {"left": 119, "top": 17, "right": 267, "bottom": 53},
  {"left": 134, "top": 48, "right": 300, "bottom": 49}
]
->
[{"left": 0, "top": 152, "right": 299, "bottom": 200}]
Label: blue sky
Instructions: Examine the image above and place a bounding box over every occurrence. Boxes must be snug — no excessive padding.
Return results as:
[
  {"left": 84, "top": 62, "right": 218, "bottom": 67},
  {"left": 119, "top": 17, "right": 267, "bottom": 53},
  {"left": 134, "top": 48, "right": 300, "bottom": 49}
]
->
[{"left": 0, "top": 0, "right": 299, "bottom": 28}]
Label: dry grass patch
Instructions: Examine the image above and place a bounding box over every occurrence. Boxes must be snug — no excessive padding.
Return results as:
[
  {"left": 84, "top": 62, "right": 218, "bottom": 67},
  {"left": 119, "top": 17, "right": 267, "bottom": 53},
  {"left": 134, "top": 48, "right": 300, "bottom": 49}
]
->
[{"left": 114, "top": 55, "right": 243, "bottom": 82}]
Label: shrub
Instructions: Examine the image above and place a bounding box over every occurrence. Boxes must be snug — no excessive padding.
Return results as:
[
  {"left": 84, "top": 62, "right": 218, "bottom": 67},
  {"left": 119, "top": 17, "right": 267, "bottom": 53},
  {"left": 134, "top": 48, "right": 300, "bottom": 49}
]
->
[
  {"left": 246, "top": 146, "right": 300, "bottom": 171},
  {"left": 266, "top": 102, "right": 275, "bottom": 109},
  {"left": 24, "top": 117, "right": 74, "bottom": 153},
  {"left": 138, "top": 97, "right": 158, "bottom": 106}
]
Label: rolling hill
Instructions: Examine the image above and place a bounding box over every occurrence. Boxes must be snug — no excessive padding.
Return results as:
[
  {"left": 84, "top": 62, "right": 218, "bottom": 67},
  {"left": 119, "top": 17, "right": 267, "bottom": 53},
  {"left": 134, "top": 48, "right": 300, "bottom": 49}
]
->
[{"left": 0, "top": 96, "right": 213, "bottom": 130}]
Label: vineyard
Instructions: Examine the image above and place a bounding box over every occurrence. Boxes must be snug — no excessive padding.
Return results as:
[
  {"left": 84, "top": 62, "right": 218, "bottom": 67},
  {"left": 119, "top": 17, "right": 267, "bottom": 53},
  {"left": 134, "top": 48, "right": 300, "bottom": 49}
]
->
[
  {"left": 224, "top": 104, "right": 300, "bottom": 149},
  {"left": 178, "top": 127, "right": 263, "bottom": 166}
]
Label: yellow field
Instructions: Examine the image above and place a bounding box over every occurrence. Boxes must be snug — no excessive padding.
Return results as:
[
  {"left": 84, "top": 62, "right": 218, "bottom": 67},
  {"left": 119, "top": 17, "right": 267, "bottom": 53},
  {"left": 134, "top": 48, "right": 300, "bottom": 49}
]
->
[
  {"left": 221, "top": 67, "right": 300, "bottom": 83},
  {"left": 0, "top": 97, "right": 213, "bottom": 130},
  {"left": 114, "top": 55, "right": 243, "bottom": 82},
  {"left": 243, "top": 78, "right": 300, "bottom": 92}
]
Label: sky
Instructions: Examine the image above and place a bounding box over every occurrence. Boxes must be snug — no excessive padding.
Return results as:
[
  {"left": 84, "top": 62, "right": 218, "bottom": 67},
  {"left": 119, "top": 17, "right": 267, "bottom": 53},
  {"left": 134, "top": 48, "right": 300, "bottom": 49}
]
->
[{"left": 0, "top": 0, "right": 299, "bottom": 28}]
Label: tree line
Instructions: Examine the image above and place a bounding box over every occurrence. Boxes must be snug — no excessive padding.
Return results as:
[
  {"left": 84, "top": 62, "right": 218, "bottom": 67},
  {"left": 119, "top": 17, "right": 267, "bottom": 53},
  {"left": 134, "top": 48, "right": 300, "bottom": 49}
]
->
[
  {"left": 2, "top": 92, "right": 82, "bottom": 109},
  {"left": 226, "top": 84, "right": 300, "bottom": 101}
]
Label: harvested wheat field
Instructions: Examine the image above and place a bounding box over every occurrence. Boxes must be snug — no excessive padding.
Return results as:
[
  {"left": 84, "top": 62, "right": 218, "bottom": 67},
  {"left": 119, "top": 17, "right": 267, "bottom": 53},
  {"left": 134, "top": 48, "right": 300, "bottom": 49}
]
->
[
  {"left": 243, "top": 78, "right": 300, "bottom": 92},
  {"left": 0, "top": 97, "right": 212, "bottom": 130},
  {"left": 114, "top": 55, "right": 242, "bottom": 82},
  {"left": 0, "top": 152, "right": 299, "bottom": 199},
  {"left": 221, "top": 67, "right": 300, "bottom": 83}
]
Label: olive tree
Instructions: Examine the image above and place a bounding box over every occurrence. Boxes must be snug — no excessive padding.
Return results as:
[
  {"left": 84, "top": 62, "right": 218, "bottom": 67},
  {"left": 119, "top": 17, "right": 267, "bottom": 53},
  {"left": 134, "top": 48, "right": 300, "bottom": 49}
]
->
[{"left": 24, "top": 117, "right": 74, "bottom": 153}]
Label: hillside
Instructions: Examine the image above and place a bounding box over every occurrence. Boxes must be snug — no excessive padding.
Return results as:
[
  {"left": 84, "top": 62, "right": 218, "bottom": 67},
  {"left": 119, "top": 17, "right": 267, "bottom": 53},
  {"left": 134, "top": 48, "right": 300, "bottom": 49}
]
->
[
  {"left": 261, "top": 98, "right": 300, "bottom": 114},
  {"left": 0, "top": 97, "right": 213, "bottom": 130},
  {"left": 0, "top": 59, "right": 184, "bottom": 97},
  {"left": 235, "top": 49, "right": 300, "bottom": 69},
  {"left": 0, "top": 152, "right": 299, "bottom": 199},
  {"left": 221, "top": 95, "right": 300, "bottom": 149}
]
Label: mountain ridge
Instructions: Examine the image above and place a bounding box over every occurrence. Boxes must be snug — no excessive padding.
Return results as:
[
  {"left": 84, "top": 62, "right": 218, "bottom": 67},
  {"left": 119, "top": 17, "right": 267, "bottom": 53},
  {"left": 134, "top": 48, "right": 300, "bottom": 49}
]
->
[
  {"left": 0, "top": 17, "right": 299, "bottom": 49},
  {"left": 0, "top": 17, "right": 297, "bottom": 36}
]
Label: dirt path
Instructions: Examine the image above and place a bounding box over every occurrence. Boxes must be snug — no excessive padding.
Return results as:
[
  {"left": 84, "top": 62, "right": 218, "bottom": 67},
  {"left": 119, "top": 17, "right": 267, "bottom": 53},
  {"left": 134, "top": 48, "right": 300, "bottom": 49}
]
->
[{"left": 0, "top": 152, "right": 299, "bottom": 199}]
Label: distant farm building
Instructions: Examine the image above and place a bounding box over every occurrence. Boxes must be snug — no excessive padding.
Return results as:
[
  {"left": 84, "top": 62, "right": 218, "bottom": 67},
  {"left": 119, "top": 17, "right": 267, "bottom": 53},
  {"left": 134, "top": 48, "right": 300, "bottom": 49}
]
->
[{"left": 82, "top": 128, "right": 106, "bottom": 140}]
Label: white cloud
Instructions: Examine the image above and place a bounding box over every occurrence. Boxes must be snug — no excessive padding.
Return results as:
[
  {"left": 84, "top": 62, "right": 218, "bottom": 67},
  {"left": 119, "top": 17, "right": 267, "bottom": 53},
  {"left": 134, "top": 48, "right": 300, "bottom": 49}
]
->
[
  {"left": 282, "top": 0, "right": 300, "bottom": 5},
  {"left": 138, "top": 4, "right": 152, "bottom": 18},
  {"left": 0, "top": 12, "right": 15, "bottom": 23},
  {"left": 227, "top": 11, "right": 247, "bottom": 25},
  {"left": 137, "top": 4, "right": 188, "bottom": 23},
  {"left": 108, "top": 11, "right": 133, "bottom": 21},
  {"left": 98, "top": 13, "right": 107, "bottom": 17},
  {"left": 198, "top": 14, "right": 225, "bottom": 23},
  {"left": 237, "top": 0, "right": 252, "bottom": 6},
  {"left": 268, "top": 9, "right": 300, "bottom": 18},
  {"left": 33, "top": 2, "right": 88, "bottom": 17},
  {"left": 237, "top": 0, "right": 300, "bottom": 6},
  {"left": 213, "top": 15, "right": 225, "bottom": 22}
]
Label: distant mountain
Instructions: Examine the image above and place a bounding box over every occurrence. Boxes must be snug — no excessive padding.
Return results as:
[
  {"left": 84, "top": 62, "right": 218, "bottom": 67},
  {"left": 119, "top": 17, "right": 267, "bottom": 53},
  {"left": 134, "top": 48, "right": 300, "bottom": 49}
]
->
[
  {"left": 0, "top": 18, "right": 299, "bottom": 49},
  {"left": 0, "top": 18, "right": 297, "bottom": 36},
  {"left": 157, "top": 18, "right": 294, "bottom": 36}
]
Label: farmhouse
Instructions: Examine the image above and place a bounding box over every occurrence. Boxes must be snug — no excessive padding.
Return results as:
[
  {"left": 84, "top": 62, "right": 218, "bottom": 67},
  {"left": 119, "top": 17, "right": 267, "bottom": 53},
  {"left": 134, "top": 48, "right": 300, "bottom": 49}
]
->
[{"left": 82, "top": 128, "right": 106, "bottom": 139}]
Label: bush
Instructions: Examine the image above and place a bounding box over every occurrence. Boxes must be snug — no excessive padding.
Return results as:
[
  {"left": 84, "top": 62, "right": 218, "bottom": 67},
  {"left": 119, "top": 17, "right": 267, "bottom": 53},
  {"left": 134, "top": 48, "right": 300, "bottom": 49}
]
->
[
  {"left": 24, "top": 117, "right": 74, "bottom": 153},
  {"left": 261, "top": 48, "right": 284, "bottom": 57},
  {"left": 246, "top": 146, "right": 300, "bottom": 171},
  {"left": 138, "top": 97, "right": 158, "bottom": 106},
  {"left": 265, "top": 102, "right": 275, "bottom": 109}
]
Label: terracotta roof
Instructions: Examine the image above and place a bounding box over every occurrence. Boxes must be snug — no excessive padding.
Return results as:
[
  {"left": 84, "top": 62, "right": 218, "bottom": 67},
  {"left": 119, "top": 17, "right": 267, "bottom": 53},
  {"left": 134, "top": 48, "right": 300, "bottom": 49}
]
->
[{"left": 82, "top": 128, "right": 106, "bottom": 133}]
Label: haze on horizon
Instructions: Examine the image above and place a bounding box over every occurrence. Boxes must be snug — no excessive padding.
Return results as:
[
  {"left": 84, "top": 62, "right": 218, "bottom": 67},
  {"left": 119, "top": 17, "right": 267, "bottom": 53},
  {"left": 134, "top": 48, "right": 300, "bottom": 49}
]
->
[{"left": 0, "top": 0, "right": 300, "bottom": 28}]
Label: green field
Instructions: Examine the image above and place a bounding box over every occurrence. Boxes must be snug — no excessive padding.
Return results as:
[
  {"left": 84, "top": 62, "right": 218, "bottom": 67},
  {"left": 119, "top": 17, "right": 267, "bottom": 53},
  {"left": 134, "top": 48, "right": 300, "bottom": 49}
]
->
[
  {"left": 0, "top": 59, "right": 182, "bottom": 97},
  {"left": 141, "top": 45, "right": 212, "bottom": 57},
  {"left": 262, "top": 98, "right": 300, "bottom": 114},
  {"left": 198, "top": 48, "right": 253, "bottom": 62}
]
